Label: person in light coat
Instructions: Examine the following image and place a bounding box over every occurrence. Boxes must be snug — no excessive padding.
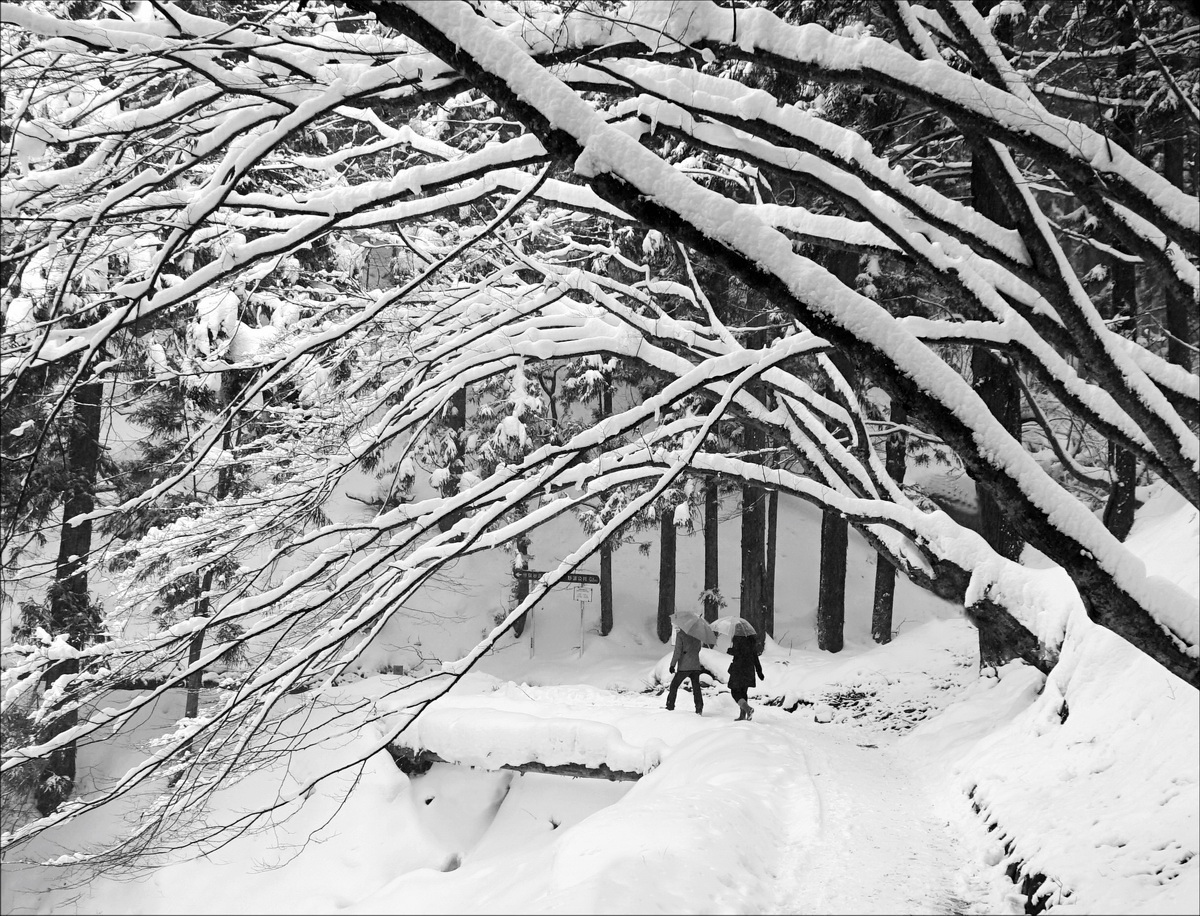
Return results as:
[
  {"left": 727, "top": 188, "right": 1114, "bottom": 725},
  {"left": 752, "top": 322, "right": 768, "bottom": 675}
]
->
[{"left": 666, "top": 627, "right": 707, "bottom": 715}]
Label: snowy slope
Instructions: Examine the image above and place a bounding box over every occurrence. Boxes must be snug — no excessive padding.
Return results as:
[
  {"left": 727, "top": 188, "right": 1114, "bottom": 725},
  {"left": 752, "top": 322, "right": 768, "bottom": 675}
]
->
[{"left": 904, "top": 483, "right": 1200, "bottom": 914}]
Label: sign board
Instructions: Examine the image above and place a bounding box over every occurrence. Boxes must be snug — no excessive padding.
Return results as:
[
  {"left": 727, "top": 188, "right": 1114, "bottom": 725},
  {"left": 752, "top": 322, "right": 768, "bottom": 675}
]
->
[
  {"left": 573, "top": 586, "right": 593, "bottom": 602},
  {"left": 513, "top": 569, "right": 600, "bottom": 585}
]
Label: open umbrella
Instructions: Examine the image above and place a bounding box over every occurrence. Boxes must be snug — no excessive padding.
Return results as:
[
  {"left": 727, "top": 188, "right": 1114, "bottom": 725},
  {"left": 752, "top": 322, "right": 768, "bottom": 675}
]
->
[
  {"left": 710, "top": 616, "right": 756, "bottom": 638},
  {"left": 671, "top": 611, "right": 716, "bottom": 643}
]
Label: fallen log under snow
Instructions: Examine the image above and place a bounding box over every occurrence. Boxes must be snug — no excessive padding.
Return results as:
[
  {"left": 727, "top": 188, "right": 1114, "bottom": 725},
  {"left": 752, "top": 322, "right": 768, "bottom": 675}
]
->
[
  {"left": 390, "top": 703, "right": 665, "bottom": 778},
  {"left": 387, "top": 744, "right": 642, "bottom": 781}
]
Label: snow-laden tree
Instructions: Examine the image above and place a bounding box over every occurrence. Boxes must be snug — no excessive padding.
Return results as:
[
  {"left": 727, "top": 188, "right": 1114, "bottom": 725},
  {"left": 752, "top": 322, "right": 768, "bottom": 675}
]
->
[{"left": 1, "top": 0, "right": 1196, "bottom": 865}]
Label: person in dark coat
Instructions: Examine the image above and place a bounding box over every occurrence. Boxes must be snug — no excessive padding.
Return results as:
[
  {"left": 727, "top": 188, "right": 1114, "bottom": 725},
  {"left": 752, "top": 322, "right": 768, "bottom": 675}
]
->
[
  {"left": 727, "top": 633, "right": 765, "bottom": 721},
  {"left": 666, "top": 627, "right": 707, "bottom": 715}
]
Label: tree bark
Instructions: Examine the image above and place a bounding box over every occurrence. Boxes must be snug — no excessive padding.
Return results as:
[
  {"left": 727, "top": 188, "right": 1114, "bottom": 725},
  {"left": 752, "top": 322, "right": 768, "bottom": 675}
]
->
[
  {"left": 437, "top": 385, "right": 468, "bottom": 534},
  {"left": 816, "top": 255, "right": 857, "bottom": 655},
  {"left": 970, "top": 95, "right": 1026, "bottom": 668},
  {"left": 184, "top": 372, "right": 244, "bottom": 723},
  {"left": 871, "top": 403, "right": 908, "bottom": 644},
  {"left": 1161, "top": 138, "right": 1194, "bottom": 372},
  {"left": 183, "top": 571, "right": 212, "bottom": 722},
  {"left": 657, "top": 508, "right": 676, "bottom": 643},
  {"left": 599, "top": 384, "right": 614, "bottom": 635},
  {"left": 816, "top": 507, "right": 848, "bottom": 653},
  {"left": 512, "top": 531, "right": 531, "bottom": 638},
  {"left": 35, "top": 379, "right": 104, "bottom": 817},
  {"left": 740, "top": 467, "right": 767, "bottom": 647},
  {"left": 703, "top": 476, "right": 719, "bottom": 623},
  {"left": 764, "top": 488, "right": 778, "bottom": 640},
  {"left": 971, "top": 348, "right": 1024, "bottom": 562},
  {"left": 1101, "top": 8, "right": 1140, "bottom": 543}
]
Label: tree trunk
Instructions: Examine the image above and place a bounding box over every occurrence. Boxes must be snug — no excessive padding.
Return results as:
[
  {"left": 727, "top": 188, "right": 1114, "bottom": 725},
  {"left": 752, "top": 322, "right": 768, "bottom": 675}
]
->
[
  {"left": 35, "top": 379, "right": 104, "bottom": 817},
  {"left": 738, "top": 302, "right": 771, "bottom": 650},
  {"left": 971, "top": 348, "right": 1024, "bottom": 562},
  {"left": 437, "top": 385, "right": 468, "bottom": 534},
  {"left": 969, "top": 97, "right": 1026, "bottom": 668},
  {"left": 1101, "top": 247, "right": 1139, "bottom": 542},
  {"left": 816, "top": 507, "right": 848, "bottom": 653},
  {"left": 1102, "top": 10, "right": 1139, "bottom": 542},
  {"left": 599, "top": 384, "right": 614, "bottom": 635},
  {"left": 815, "top": 256, "right": 857, "bottom": 655},
  {"left": 871, "top": 403, "right": 908, "bottom": 644},
  {"left": 764, "top": 488, "right": 778, "bottom": 640},
  {"left": 184, "top": 376, "right": 242, "bottom": 722},
  {"left": 703, "top": 476, "right": 719, "bottom": 623},
  {"left": 740, "top": 476, "right": 767, "bottom": 650},
  {"left": 184, "top": 571, "right": 212, "bottom": 722},
  {"left": 599, "top": 541, "right": 613, "bottom": 635},
  {"left": 657, "top": 508, "right": 676, "bottom": 643},
  {"left": 1161, "top": 138, "right": 1194, "bottom": 372},
  {"left": 512, "top": 531, "right": 531, "bottom": 638}
]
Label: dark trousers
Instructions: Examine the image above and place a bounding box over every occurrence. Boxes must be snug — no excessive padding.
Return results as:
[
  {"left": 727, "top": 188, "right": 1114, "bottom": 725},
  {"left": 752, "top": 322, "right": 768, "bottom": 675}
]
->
[{"left": 666, "top": 669, "right": 704, "bottom": 712}]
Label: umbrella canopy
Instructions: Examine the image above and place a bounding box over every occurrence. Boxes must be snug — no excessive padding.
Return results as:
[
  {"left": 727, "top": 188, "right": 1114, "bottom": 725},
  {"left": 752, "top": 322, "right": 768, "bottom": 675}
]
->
[
  {"left": 710, "top": 616, "right": 757, "bottom": 637},
  {"left": 671, "top": 611, "right": 716, "bottom": 643}
]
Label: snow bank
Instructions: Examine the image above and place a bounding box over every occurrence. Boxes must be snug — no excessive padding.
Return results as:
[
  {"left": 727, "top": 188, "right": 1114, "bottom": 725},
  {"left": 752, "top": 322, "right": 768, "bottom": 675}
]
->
[{"left": 904, "top": 485, "right": 1200, "bottom": 914}]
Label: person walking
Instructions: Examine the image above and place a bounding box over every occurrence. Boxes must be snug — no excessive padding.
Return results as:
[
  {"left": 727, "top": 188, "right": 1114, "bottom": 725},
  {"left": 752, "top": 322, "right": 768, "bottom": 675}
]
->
[
  {"left": 727, "top": 632, "right": 765, "bottom": 721},
  {"left": 666, "top": 625, "right": 708, "bottom": 715}
]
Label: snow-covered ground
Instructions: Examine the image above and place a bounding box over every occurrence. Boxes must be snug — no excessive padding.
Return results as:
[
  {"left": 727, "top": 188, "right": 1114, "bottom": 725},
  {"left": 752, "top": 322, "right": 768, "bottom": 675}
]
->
[{"left": 1, "top": 487, "right": 1196, "bottom": 915}]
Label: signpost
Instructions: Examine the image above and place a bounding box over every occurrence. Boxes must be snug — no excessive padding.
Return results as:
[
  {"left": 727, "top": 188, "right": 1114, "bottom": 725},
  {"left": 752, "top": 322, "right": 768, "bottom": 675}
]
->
[
  {"left": 573, "top": 586, "right": 592, "bottom": 658},
  {"left": 512, "top": 569, "right": 600, "bottom": 585},
  {"left": 511, "top": 569, "right": 600, "bottom": 658}
]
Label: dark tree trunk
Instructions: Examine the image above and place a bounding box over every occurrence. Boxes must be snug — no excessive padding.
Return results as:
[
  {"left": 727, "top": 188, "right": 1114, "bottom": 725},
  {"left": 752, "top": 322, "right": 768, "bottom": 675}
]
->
[
  {"left": 1102, "top": 236, "right": 1139, "bottom": 542},
  {"left": 512, "top": 531, "right": 531, "bottom": 638},
  {"left": 437, "top": 385, "right": 468, "bottom": 534},
  {"left": 816, "top": 508, "right": 848, "bottom": 653},
  {"left": 764, "top": 488, "right": 778, "bottom": 639},
  {"left": 35, "top": 379, "right": 104, "bottom": 817},
  {"left": 815, "top": 255, "right": 857, "bottom": 655},
  {"left": 971, "top": 347, "right": 1024, "bottom": 562},
  {"left": 599, "top": 542, "right": 613, "bottom": 635},
  {"left": 184, "top": 375, "right": 242, "bottom": 723},
  {"left": 969, "top": 92, "right": 1026, "bottom": 669},
  {"left": 1102, "top": 441, "right": 1138, "bottom": 541},
  {"left": 871, "top": 553, "right": 897, "bottom": 646},
  {"left": 740, "top": 454, "right": 767, "bottom": 648},
  {"left": 703, "top": 476, "right": 719, "bottom": 623},
  {"left": 1102, "top": 11, "right": 1139, "bottom": 542},
  {"left": 736, "top": 300, "right": 771, "bottom": 651},
  {"left": 871, "top": 403, "right": 908, "bottom": 644},
  {"left": 184, "top": 570, "right": 212, "bottom": 722},
  {"left": 1161, "top": 138, "right": 1194, "bottom": 372},
  {"left": 657, "top": 508, "right": 676, "bottom": 643},
  {"left": 599, "top": 384, "right": 614, "bottom": 635}
]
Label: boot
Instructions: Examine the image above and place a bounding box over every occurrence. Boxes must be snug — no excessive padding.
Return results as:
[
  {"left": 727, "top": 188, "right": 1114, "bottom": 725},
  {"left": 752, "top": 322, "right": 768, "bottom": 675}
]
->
[{"left": 738, "top": 699, "right": 752, "bottom": 721}]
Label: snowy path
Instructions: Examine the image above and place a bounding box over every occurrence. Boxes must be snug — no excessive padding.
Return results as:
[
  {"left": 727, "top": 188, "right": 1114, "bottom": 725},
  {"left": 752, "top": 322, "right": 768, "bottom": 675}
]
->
[{"left": 756, "top": 712, "right": 987, "bottom": 915}]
